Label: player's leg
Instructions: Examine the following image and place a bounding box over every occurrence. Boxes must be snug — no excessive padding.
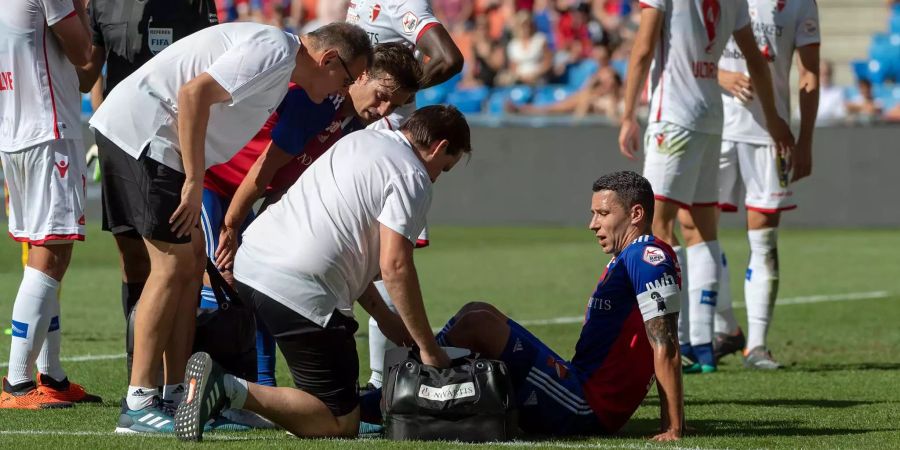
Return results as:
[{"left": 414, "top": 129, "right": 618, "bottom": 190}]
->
[
  {"left": 642, "top": 122, "right": 707, "bottom": 367},
  {"left": 678, "top": 131, "right": 724, "bottom": 373},
  {"left": 439, "top": 305, "right": 598, "bottom": 436},
  {"left": 175, "top": 282, "right": 362, "bottom": 440},
  {"left": 1, "top": 141, "right": 95, "bottom": 409},
  {"left": 711, "top": 140, "right": 745, "bottom": 361},
  {"left": 739, "top": 142, "right": 791, "bottom": 369}
]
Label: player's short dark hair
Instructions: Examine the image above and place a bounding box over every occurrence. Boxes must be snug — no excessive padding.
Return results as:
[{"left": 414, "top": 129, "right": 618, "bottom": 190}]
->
[
  {"left": 400, "top": 105, "right": 472, "bottom": 156},
  {"left": 305, "top": 22, "right": 374, "bottom": 68},
  {"left": 592, "top": 171, "right": 655, "bottom": 224},
  {"left": 370, "top": 43, "right": 422, "bottom": 94}
]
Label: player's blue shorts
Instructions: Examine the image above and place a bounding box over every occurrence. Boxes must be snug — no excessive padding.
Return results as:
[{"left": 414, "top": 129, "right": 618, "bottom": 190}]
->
[
  {"left": 501, "top": 319, "right": 606, "bottom": 436},
  {"left": 200, "top": 188, "right": 255, "bottom": 309}
]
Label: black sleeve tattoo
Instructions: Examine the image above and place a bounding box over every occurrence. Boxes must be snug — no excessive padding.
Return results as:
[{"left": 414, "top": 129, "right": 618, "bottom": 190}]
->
[{"left": 645, "top": 313, "right": 679, "bottom": 348}]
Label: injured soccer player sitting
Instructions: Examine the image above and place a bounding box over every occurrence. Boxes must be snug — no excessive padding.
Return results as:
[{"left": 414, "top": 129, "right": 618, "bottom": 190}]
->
[{"left": 374, "top": 171, "right": 687, "bottom": 441}]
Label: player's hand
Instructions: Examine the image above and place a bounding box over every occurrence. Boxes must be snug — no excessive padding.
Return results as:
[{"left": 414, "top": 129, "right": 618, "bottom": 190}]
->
[
  {"left": 215, "top": 225, "right": 238, "bottom": 270},
  {"left": 791, "top": 137, "right": 813, "bottom": 182},
  {"left": 618, "top": 117, "right": 641, "bottom": 160},
  {"left": 721, "top": 71, "right": 753, "bottom": 103},
  {"left": 766, "top": 117, "right": 795, "bottom": 173},
  {"left": 170, "top": 180, "right": 203, "bottom": 238},
  {"left": 420, "top": 346, "right": 451, "bottom": 369},
  {"left": 650, "top": 429, "right": 682, "bottom": 441}
]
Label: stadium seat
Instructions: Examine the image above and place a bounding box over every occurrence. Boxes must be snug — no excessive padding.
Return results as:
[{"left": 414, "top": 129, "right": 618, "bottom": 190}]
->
[
  {"left": 566, "top": 59, "right": 599, "bottom": 89},
  {"left": 532, "top": 85, "right": 576, "bottom": 106},
  {"left": 851, "top": 60, "right": 869, "bottom": 82},
  {"left": 446, "top": 86, "right": 490, "bottom": 113},
  {"left": 415, "top": 72, "right": 462, "bottom": 107},
  {"left": 866, "top": 60, "right": 890, "bottom": 84},
  {"left": 81, "top": 93, "right": 93, "bottom": 118},
  {"left": 891, "top": 15, "right": 900, "bottom": 34},
  {"left": 485, "top": 85, "right": 534, "bottom": 114},
  {"left": 611, "top": 59, "right": 628, "bottom": 78}
]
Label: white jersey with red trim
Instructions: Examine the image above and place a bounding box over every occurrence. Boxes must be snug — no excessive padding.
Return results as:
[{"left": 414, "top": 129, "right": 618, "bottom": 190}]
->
[
  {"left": 346, "top": 0, "right": 440, "bottom": 55},
  {"left": 0, "top": 0, "right": 82, "bottom": 152},
  {"left": 641, "top": 0, "right": 751, "bottom": 135},
  {"left": 720, "top": 0, "right": 820, "bottom": 145}
]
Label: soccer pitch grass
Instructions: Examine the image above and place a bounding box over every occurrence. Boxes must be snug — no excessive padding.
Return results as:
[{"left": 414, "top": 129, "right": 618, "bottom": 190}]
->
[{"left": 0, "top": 226, "right": 898, "bottom": 449}]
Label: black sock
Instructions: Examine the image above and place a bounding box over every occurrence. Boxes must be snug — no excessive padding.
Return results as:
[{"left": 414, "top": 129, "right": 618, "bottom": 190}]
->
[{"left": 122, "top": 281, "right": 145, "bottom": 319}]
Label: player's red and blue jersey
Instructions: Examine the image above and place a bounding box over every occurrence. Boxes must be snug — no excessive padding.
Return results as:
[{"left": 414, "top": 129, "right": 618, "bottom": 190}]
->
[
  {"left": 203, "top": 84, "right": 349, "bottom": 198},
  {"left": 454, "top": 235, "right": 681, "bottom": 436},
  {"left": 572, "top": 235, "right": 681, "bottom": 432}
]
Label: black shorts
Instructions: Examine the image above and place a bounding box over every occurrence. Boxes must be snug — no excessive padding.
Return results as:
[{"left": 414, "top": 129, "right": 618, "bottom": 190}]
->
[
  {"left": 236, "top": 281, "right": 360, "bottom": 417},
  {"left": 96, "top": 132, "right": 189, "bottom": 244}
]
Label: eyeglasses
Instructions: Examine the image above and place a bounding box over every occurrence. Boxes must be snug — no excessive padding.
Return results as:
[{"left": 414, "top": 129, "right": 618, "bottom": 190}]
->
[{"left": 336, "top": 55, "right": 354, "bottom": 88}]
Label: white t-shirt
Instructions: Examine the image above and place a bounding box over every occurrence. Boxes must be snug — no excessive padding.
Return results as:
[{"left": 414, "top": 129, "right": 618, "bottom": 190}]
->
[
  {"left": 508, "top": 33, "right": 549, "bottom": 80},
  {"left": 720, "top": 0, "right": 820, "bottom": 144},
  {"left": 233, "top": 129, "right": 432, "bottom": 327},
  {"left": 0, "top": 0, "right": 82, "bottom": 151},
  {"left": 641, "top": 0, "right": 751, "bottom": 135},
  {"left": 89, "top": 22, "right": 300, "bottom": 172}
]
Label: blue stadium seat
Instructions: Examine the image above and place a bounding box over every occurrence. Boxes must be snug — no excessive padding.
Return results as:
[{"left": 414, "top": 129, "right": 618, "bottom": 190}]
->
[
  {"left": 866, "top": 60, "right": 890, "bottom": 84},
  {"left": 532, "top": 85, "right": 576, "bottom": 106},
  {"left": 446, "top": 86, "right": 489, "bottom": 113},
  {"left": 415, "top": 72, "right": 462, "bottom": 107},
  {"left": 566, "top": 59, "right": 599, "bottom": 89},
  {"left": 891, "top": 14, "right": 900, "bottom": 34},
  {"left": 485, "top": 85, "right": 533, "bottom": 114},
  {"left": 611, "top": 59, "right": 628, "bottom": 78},
  {"left": 851, "top": 60, "right": 869, "bottom": 82},
  {"left": 81, "top": 93, "right": 93, "bottom": 117}
]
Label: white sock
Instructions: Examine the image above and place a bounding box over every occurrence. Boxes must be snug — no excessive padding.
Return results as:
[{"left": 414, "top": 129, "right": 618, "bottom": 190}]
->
[
  {"left": 745, "top": 228, "right": 779, "bottom": 350},
  {"left": 6, "top": 267, "right": 59, "bottom": 386},
  {"left": 714, "top": 249, "right": 739, "bottom": 335},
  {"left": 687, "top": 241, "right": 720, "bottom": 346},
  {"left": 223, "top": 374, "right": 249, "bottom": 410},
  {"left": 673, "top": 246, "right": 690, "bottom": 346},
  {"left": 163, "top": 383, "right": 186, "bottom": 405},
  {"left": 126, "top": 385, "right": 159, "bottom": 411},
  {"left": 37, "top": 292, "right": 66, "bottom": 382},
  {"left": 367, "top": 280, "right": 398, "bottom": 389}
]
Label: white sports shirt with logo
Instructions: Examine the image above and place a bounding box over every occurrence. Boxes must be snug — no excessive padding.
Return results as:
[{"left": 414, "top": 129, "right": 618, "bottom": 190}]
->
[
  {"left": 233, "top": 129, "right": 432, "bottom": 328},
  {"left": 89, "top": 23, "right": 299, "bottom": 173},
  {"left": 641, "top": 0, "right": 751, "bottom": 135},
  {"left": 720, "top": 0, "right": 820, "bottom": 145},
  {"left": 0, "top": 0, "right": 82, "bottom": 152}
]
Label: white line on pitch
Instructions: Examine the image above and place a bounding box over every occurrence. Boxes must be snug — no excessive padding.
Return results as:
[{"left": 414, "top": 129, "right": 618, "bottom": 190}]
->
[
  {"left": 517, "top": 290, "right": 892, "bottom": 327},
  {"left": 0, "top": 290, "right": 890, "bottom": 368}
]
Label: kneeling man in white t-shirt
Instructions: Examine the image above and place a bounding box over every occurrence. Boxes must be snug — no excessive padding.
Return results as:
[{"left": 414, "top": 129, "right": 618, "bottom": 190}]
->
[{"left": 173, "top": 105, "right": 472, "bottom": 441}]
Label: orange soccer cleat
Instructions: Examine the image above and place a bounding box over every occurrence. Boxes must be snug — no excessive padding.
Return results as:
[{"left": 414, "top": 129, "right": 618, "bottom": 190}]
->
[
  {"left": 36, "top": 373, "right": 103, "bottom": 404},
  {"left": 0, "top": 377, "right": 73, "bottom": 410}
]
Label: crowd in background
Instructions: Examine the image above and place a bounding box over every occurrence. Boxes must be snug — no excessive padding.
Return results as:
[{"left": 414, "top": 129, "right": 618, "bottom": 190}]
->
[{"left": 202, "top": 0, "right": 900, "bottom": 123}]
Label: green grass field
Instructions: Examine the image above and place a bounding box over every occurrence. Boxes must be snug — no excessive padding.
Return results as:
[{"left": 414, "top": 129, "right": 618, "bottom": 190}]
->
[{"left": 1, "top": 226, "right": 898, "bottom": 449}]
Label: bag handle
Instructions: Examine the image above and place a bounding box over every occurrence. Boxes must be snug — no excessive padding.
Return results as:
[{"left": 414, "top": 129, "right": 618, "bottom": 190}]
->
[{"left": 205, "top": 258, "right": 246, "bottom": 308}]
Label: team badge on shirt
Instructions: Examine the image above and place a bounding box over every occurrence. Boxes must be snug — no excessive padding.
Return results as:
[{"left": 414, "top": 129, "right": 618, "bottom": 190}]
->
[
  {"left": 370, "top": 4, "right": 381, "bottom": 22},
  {"left": 401, "top": 11, "right": 419, "bottom": 34},
  {"left": 642, "top": 246, "right": 666, "bottom": 266}
]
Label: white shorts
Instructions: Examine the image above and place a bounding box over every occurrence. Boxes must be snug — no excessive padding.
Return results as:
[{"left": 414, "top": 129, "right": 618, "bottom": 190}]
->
[
  {"left": 642, "top": 122, "right": 721, "bottom": 208},
  {"left": 1, "top": 139, "right": 86, "bottom": 244},
  {"left": 718, "top": 140, "right": 795, "bottom": 213}
]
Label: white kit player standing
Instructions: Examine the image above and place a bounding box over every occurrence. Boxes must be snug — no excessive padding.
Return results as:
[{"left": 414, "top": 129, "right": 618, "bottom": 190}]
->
[
  {"left": 0, "top": 0, "right": 101, "bottom": 408},
  {"left": 618, "top": 0, "right": 795, "bottom": 373},
  {"left": 347, "top": 0, "right": 465, "bottom": 390},
  {"left": 709, "top": 0, "right": 821, "bottom": 369}
]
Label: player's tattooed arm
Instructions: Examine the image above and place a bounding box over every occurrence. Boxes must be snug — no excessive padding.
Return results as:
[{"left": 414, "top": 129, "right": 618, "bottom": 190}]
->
[{"left": 645, "top": 313, "right": 684, "bottom": 442}]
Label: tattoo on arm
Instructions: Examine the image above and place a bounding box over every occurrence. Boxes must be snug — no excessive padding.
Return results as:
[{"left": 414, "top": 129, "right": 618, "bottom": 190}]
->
[{"left": 646, "top": 314, "right": 679, "bottom": 348}]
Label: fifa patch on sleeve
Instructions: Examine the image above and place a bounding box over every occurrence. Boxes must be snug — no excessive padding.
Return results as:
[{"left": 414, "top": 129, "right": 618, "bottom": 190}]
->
[
  {"left": 10, "top": 320, "right": 28, "bottom": 338},
  {"left": 642, "top": 246, "right": 667, "bottom": 266},
  {"left": 401, "top": 11, "right": 419, "bottom": 34}
]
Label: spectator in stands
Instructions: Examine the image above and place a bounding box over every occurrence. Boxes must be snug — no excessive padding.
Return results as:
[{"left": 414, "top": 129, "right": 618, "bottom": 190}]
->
[
  {"left": 815, "top": 60, "right": 848, "bottom": 126},
  {"left": 301, "top": 0, "right": 349, "bottom": 33},
  {"left": 508, "top": 65, "right": 623, "bottom": 118},
  {"left": 460, "top": 14, "right": 506, "bottom": 88},
  {"left": 552, "top": 1, "right": 592, "bottom": 79},
  {"left": 434, "top": 0, "right": 475, "bottom": 32},
  {"left": 502, "top": 10, "right": 553, "bottom": 85},
  {"left": 846, "top": 78, "right": 884, "bottom": 122}
]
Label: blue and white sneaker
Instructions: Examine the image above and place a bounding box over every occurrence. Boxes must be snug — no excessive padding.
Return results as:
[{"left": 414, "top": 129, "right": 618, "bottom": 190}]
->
[
  {"left": 115, "top": 396, "right": 175, "bottom": 434},
  {"left": 175, "top": 352, "right": 229, "bottom": 441}
]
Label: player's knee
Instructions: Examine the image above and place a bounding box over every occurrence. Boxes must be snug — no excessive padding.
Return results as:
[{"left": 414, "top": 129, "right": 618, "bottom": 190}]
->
[{"left": 455, "top": 301, "right": 497, "bottom": 317}]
